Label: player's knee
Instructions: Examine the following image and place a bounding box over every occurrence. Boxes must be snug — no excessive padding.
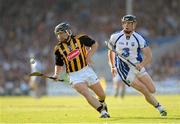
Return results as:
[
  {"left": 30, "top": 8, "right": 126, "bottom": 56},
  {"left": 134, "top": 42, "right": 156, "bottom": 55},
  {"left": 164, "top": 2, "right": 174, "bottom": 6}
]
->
[
  {"left": 150, "top": 87, "right": 156, "bottom": 94},
  {"left": 131, "top": 82, "right": 145, "bottom": 93},
  {"left": 98, "top": 92, "right": 106, "bottom": 100},
  {"left": 102, "top": 94, "right": 106, "bottom": 100},
  {"left": 137, "top": 85, "right": 150, "bottom": 95}
]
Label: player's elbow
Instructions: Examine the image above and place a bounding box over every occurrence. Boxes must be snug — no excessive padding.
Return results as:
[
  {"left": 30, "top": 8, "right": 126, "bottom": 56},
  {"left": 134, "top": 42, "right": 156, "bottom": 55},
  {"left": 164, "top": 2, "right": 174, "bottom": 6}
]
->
[
  {"left": 94, "top": 42, "right": 98, "bottom": 48},
  {"left": 145, "top": 53, "right": 152, "bottom": 65},
  {"left": 147, "top": 48, "right": 153, "bottom": 64},
  {"left": 91, "top": 42, "right": 98, "bottom": 51},
  {"left": 149, "top": 52, "right": 153, "bottom": 63}
]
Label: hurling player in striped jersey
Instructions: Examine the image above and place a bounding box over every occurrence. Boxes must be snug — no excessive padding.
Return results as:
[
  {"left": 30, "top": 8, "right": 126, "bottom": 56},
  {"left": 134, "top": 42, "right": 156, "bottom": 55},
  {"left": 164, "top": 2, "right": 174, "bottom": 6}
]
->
[{"left": 53, "top": 22, "right": 110, "bottom": 118}]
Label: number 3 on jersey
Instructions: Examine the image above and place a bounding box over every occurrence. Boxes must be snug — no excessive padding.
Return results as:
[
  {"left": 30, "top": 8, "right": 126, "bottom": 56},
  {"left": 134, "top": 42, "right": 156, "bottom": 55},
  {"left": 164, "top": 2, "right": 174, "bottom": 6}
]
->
[{"left": 122, "top": 48, "right": 130, "bottom": 57}]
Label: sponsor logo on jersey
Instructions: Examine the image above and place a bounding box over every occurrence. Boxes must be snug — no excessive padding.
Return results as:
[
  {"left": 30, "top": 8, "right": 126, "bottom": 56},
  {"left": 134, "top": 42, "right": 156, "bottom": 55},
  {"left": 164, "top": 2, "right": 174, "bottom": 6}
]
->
[
  {"left": 119, "top": 42, "right": 124, "bottom": 45},
  {"left": 67, "top": 49, "right": 80, "bottom": 60}
]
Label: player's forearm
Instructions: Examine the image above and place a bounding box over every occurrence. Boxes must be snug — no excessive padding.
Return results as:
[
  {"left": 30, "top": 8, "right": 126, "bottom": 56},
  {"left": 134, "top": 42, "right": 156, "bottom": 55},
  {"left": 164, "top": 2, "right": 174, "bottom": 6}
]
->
[
  {"left": 54, "top": 65, "right": 64, "bottom": 75},
  {"left": 108, "top": 50, "right": 115, "bottom": 68},
  {"left": 141, "top": 47, "right": 152, "bottom": 66},
  {"left": 141, "top": 56, "right": 151, "bottom": 67}
]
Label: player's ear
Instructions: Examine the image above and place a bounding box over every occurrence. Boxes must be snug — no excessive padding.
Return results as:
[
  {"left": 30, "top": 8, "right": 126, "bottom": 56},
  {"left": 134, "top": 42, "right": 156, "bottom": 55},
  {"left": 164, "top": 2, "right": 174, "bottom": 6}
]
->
[{"left": 133, "top": 22, "right": 137, "bottom": 30}]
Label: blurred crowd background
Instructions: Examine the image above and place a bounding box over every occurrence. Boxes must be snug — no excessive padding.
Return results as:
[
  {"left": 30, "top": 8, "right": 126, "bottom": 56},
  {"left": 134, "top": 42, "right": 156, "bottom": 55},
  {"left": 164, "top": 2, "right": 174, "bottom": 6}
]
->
[{"left": 0, "top": 0, "right": 179, "bottom": 96}]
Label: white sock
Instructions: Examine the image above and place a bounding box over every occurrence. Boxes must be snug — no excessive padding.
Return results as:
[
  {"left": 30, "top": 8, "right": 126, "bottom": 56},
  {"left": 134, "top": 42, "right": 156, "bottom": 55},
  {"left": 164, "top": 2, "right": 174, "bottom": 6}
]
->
[
  {"left": 155, "top": 103, "right": 164, "bottom": 112},
  {"left": 101, "top": 110, "right": 107, "bottom": 115},
  {"left": 158, "top": 106, "right": 164, "bottom": 112}
]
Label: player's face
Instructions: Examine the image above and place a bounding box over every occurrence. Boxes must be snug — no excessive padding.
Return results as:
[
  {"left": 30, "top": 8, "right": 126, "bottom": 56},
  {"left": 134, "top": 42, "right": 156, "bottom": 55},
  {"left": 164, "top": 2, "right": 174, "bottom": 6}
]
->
[
  {"left": 56, "top": 31, "right": 69, "bottom": 42},
  {"left": 122, "top": 21, "right": 136, "bottom": 33}
]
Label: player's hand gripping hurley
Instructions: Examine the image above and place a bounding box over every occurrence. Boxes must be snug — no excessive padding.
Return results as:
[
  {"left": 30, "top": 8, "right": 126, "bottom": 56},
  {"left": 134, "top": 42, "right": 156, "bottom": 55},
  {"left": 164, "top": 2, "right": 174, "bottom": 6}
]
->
[
  {"left": 29, "top": 72, "right": 64, "bottom": 82},
  {"left": 105, "top": 41, "right": 140, "bottom": 74}
]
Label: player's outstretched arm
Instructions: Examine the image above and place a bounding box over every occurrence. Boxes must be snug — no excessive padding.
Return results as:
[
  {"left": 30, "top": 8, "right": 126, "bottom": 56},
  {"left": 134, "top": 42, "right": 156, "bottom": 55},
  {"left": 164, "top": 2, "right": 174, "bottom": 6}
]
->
[
  {"left": 108, "top": 50, "right": 117, "bottom": 77},
  {"left": 53, "top": 65, "right": 64, "bottom": 80},
  {"left": 86, "top": 42, "right": 98, "bottom": 65},
  {"left": 108, "top": 50, "right": 115, "bottom": 68}
]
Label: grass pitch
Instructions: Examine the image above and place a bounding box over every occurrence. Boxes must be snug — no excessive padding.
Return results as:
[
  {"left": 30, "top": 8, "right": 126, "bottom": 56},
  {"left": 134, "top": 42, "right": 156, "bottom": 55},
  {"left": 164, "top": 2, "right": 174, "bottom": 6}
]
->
[{"left": 0, "top": 95, "right": 180, "bottom": 124}]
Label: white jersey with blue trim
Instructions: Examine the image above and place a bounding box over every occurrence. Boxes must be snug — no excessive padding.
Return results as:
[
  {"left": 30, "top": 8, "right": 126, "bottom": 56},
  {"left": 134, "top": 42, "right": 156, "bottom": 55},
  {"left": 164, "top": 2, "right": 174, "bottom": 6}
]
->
[{"left": 109, "top": 30, "right": 148, "bottom": 64}]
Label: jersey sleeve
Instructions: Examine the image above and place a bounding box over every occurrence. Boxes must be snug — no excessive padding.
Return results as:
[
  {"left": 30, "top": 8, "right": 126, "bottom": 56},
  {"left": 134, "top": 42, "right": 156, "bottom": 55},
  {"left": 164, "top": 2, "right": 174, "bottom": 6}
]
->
[
  {"left": 54, "top": 46, "right": 64, "bottom": 66},
  {"left": 78, "top": 35, "right": 95, "bottom": 47},
  {"left": 109, "top": 32, "right": 123, "bottom": 47},
  {"left": 138, "top": 35, "right": 149, "bottom": 48},
  {"left": 109, "top": 34, "right": 117, "bottom": 46}
]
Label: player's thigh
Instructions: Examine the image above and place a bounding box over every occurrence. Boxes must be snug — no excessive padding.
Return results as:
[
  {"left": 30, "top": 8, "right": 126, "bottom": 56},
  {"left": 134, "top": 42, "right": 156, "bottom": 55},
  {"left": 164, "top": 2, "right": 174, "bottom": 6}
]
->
[
  {"left": 73, "top": 82, "right": 90, "bottom": 96},
  {"left": 130, "top": 77, "right": 150, "bottom": 95},
  {"left": 89, "top": 82, "right": 105, "bottom": 99},
  {"left": 138, "top": 73, "right": 156, "bottom": 93}
]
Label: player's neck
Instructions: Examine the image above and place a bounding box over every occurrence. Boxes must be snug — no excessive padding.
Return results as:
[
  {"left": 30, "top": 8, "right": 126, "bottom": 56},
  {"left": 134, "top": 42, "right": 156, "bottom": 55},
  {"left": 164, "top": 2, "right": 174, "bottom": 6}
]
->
[
  {"left": 62, "top": 36, "right": 71, "bottom": 44},
  {"left": 123, "top": 31, "right": 133, "bottom": 40},
  {"left": 124, "top": 32, "right": 133, "bottom": 39},
  {"left": 123, "top": 30, "right": 133, "bottom": 37}
]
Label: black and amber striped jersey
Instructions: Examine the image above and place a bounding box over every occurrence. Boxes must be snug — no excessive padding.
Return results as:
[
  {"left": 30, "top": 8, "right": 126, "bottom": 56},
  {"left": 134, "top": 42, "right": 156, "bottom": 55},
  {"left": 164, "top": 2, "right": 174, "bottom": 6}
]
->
[{"left": 54, "top": 34, "right": 95, "bottom": 73}]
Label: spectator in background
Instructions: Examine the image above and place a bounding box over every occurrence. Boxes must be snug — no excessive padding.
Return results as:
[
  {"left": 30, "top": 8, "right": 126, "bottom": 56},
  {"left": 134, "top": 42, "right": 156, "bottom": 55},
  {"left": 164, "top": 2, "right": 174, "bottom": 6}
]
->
[
  {"left": 29, "top": 53, "right": 47, "bottom": 98},
  {"left": 113, "top": 74, "right": 126, "bottom": 98},
  {"left": 0, "top": 66, "right": 5, "bottom": 95}
]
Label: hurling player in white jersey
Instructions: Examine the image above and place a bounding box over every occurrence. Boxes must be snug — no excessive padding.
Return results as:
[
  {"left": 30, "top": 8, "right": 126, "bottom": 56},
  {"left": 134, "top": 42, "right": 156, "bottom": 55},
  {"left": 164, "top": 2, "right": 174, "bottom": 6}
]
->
[{"left": 108, "top": 15, "right": 167, "bottom": 116}]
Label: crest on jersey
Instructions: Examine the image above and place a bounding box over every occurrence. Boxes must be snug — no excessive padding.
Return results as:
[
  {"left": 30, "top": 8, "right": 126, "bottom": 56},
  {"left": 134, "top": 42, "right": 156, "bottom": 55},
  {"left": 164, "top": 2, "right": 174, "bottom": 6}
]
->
[
  {"left": 122, "top": 48, "right": 130, "bottom": 57},
  {"left": 131, "top": 42, "right": 135, "bottom": 46},
  {"left": 68, "top": 46, "right": 73, "bottom": 51}
]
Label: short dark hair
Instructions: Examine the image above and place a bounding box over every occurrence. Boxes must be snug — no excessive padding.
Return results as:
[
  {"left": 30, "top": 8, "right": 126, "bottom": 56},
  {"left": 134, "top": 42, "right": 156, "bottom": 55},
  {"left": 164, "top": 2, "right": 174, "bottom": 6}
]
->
[
  {"left": 54, "top": 22, "right": 71, "bottom": 34},
  {"left": 122, "top": 15, "right": 136, "bottom": 22}
]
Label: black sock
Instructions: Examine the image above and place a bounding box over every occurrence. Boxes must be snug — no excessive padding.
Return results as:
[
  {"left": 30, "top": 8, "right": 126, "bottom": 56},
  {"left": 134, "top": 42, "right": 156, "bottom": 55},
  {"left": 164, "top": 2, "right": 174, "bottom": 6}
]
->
[
  {"left": 99, "top": 99, "right": 105, "bottom": 103},
  {"left": 96, "top": 104, "right": 103, "bottom": 113},
  {"left": 155, "top": 103, "right": 160, "bottom": 108},
  {"left": 99, "top": 100, "right": 108, "bottom": 112}
]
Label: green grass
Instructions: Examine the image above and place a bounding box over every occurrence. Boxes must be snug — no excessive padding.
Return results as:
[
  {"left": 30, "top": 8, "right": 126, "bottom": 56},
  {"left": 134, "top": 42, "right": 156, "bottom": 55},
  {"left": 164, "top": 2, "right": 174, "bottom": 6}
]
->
[{"left": 0, "top": 95, "right": 180, "bottom": 123}]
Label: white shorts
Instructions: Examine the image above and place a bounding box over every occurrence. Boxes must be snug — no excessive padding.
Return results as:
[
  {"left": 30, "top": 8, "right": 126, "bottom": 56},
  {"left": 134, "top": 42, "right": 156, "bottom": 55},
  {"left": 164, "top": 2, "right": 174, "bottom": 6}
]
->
[
  {"left": 116, "top": 57, "right": 148, "bottom": 86},
  {"left": 126, "top": 67, "right": 148, "bottom": 85},
  {"left": 69, "top": 66, "right": 99, "bottom": 86}
]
